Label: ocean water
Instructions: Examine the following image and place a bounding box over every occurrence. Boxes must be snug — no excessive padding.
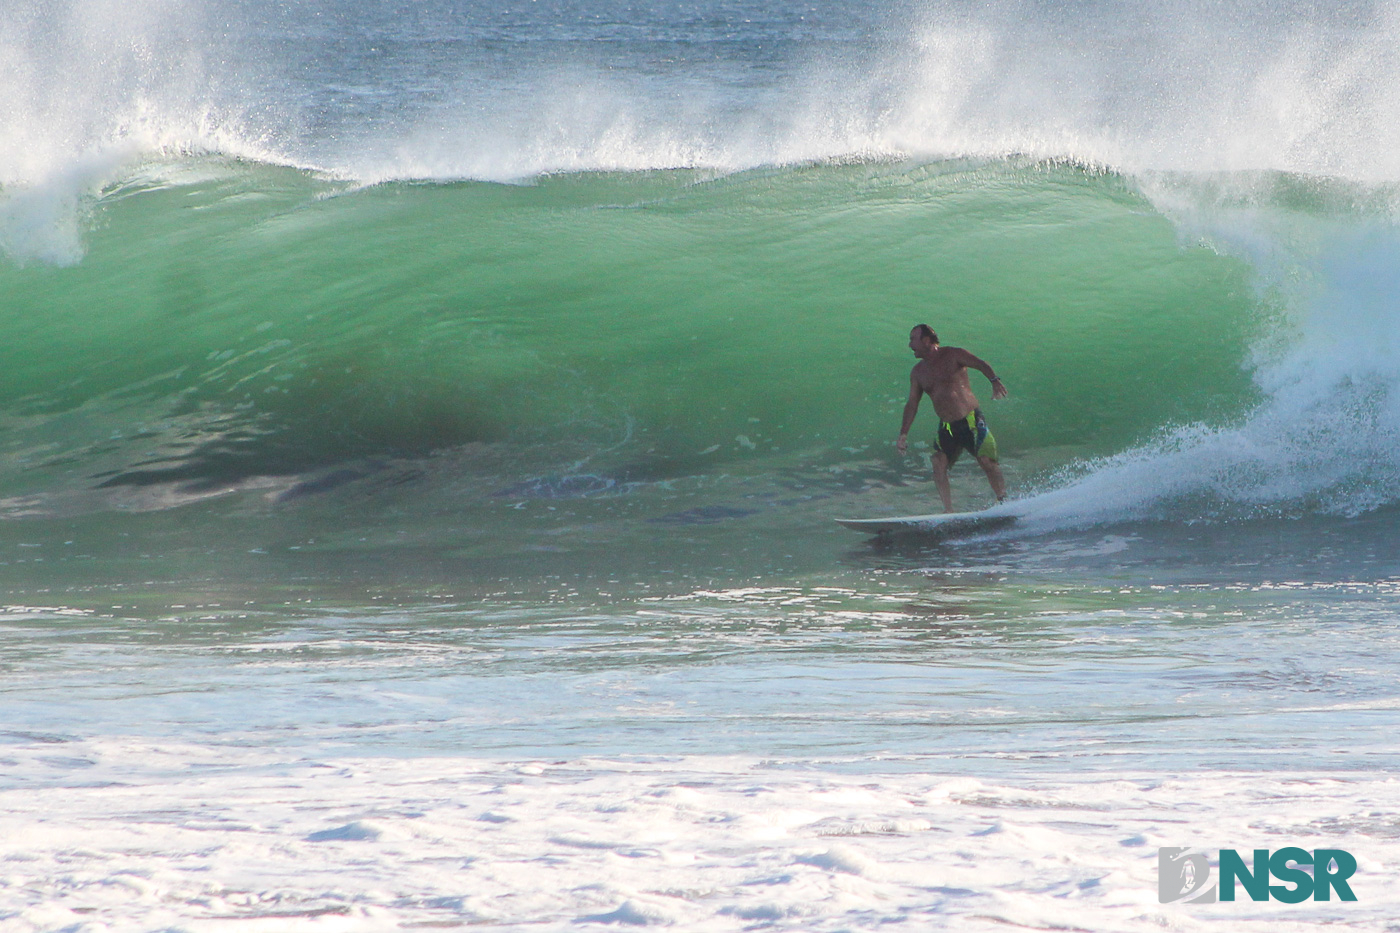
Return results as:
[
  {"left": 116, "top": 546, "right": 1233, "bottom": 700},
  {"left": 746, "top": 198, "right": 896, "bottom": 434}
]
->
[{"left": 3, "top": 1, "right": 1400, "bottom": 930}]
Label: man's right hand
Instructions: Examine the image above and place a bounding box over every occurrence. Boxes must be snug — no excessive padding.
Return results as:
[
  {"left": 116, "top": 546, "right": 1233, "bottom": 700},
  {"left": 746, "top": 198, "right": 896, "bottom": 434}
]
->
[{"left": 896, "top": 434, "right": 908, "bottom": 454}]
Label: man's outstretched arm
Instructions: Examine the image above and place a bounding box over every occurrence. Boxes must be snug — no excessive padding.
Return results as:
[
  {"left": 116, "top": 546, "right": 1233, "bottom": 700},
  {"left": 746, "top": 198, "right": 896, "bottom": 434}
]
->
[
  {"left": 896, "top": 373, "right": 922, "bottom": 453},
  {"left": 957, "top": 349, "right": 1008, "bottom": 400}
]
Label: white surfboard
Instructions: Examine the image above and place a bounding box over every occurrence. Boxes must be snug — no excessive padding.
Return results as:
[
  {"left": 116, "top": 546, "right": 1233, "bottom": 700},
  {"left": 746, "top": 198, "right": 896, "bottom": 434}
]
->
[{"left": 835, "top": 508, "right": 1017, "bottom": 535}]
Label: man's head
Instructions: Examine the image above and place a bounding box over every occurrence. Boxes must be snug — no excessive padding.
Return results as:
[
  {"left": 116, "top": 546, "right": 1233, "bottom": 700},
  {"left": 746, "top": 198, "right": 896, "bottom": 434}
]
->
[{"left": 909, "top": 324, "right": 939, "bottom": 357}]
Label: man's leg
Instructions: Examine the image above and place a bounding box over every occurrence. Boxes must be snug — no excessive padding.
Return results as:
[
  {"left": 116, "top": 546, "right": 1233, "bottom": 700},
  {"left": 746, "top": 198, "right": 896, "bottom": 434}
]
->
[
  {"left": 932, "top": 451, "right": 953, "bottom": 512},
  {"left": 975, "top": 455, "right": 1006, "bottom": 503}
]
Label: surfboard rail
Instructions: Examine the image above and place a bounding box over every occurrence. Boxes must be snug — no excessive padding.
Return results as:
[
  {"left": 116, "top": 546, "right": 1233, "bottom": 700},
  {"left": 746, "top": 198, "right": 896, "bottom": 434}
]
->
[{"left": 834, "top": 510, "right": 1017, "bottom": 535}]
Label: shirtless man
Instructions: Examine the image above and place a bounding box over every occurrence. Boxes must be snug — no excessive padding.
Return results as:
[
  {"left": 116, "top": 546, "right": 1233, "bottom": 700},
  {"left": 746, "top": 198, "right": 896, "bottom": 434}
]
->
[{"left": 896, "top": 324, "right": 1009, "bottom": 512}]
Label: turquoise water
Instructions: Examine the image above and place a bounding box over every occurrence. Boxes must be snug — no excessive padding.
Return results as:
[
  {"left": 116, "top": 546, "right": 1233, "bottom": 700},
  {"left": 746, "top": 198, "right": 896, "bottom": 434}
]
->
[{"left": 0, "top": 160, "right": 1257, "bottom": 491}]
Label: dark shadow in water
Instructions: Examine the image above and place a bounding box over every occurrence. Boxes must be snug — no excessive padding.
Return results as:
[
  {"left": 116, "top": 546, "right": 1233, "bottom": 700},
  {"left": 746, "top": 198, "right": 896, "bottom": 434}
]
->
[
  {"left": 491, "top": 474, "right": 622, "bottom": 499},
  {"left": 649, "top": 505, "right": 762, "bottom": 525},
  {"left": 87, "top": 396, "right": 497, "bottom": 490}
]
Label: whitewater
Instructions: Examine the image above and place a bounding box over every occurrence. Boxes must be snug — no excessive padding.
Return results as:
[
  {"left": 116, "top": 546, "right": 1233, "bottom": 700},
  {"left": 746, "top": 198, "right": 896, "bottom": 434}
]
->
[{"left": 3, "top": 0, "right": 1400, "bottom": 930}]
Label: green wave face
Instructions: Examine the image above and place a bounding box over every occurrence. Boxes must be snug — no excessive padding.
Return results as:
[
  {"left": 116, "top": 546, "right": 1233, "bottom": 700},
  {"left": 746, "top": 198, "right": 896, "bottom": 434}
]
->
[{"left": 0, "top": 158, "right": 1259, "bottom": 502}]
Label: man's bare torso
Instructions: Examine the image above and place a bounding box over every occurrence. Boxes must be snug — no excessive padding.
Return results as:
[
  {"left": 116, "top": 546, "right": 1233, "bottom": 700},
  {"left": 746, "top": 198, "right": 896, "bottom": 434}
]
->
[{"left": 912, "top": 347, "right": 981, "bottom": 422}]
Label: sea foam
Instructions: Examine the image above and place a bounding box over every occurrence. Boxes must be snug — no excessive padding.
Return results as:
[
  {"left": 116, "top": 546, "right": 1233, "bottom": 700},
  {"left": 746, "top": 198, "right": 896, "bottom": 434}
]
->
[{"left": 1, "top": 740, "right": 1394, "bottom": 931}]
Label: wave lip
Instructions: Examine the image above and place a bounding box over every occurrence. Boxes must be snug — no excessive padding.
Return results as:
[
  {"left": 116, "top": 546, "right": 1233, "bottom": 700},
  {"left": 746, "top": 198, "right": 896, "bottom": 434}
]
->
[{"left": 11, "top": 0, "right": 1400, "bottom": 273}]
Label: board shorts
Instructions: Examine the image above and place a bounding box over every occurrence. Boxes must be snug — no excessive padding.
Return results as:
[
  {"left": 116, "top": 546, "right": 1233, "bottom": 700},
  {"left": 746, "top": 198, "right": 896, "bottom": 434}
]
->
[{"left": 937, "top": 409, "right": 998, "bottom": 465}]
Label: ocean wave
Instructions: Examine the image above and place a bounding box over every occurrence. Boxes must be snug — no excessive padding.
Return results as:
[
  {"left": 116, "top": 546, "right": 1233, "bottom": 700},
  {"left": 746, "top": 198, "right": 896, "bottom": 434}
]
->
[
  {"left": 6, "top": 0, "right": 1400, "bottom": 526},
  {"left": 0, "top": 157, "right": 1259, "bottom": 519}
]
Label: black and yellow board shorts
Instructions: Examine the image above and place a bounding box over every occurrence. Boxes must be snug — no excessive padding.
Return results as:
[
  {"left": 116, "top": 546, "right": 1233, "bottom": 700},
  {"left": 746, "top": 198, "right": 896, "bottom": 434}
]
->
[{"left": 937, "top": 409, "right": 998, "bottom": 465}]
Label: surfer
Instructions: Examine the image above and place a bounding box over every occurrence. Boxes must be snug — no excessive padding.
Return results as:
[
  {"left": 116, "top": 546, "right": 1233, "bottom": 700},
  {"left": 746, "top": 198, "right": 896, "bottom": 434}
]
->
[{"left": 896, "top": 324, "right": 1008, "bottom": 512}]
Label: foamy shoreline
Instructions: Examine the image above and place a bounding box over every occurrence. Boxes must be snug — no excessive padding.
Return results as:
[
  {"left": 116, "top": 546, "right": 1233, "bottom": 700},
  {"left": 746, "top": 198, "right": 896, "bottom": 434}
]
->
[{"left": 3, "top": 741, "right": 1393, "bottom": 931}]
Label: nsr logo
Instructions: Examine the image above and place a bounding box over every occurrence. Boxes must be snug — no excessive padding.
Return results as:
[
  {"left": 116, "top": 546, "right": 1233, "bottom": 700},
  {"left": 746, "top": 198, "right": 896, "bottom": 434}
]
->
[{"left": 1159, "top": 847, "right": 1358, "bottom": 904}]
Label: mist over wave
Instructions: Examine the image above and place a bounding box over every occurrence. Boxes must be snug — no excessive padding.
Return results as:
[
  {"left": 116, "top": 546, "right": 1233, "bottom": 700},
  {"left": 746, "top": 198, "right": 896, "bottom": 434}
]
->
[
  {"left": 9, "top": 1, "right": 1400, "bottom": 189},
  {"left": 7, "top": 0, "right": 1400, "bottom": 263}
]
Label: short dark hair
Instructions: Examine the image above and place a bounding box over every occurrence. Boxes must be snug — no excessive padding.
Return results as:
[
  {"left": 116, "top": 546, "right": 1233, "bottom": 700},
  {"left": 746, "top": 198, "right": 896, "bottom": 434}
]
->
[{"left": 913, "top": 324, "right": 938, "bottom": 344}]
